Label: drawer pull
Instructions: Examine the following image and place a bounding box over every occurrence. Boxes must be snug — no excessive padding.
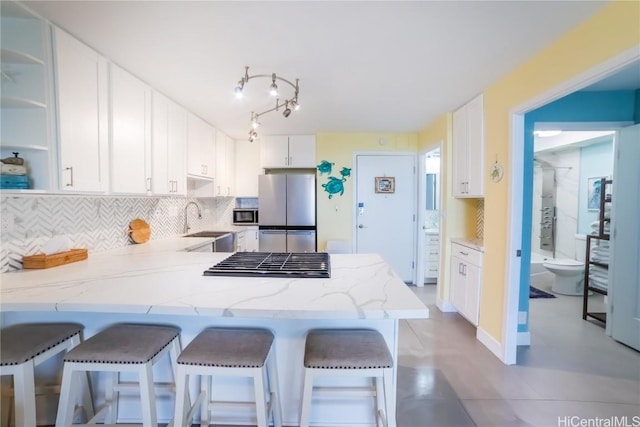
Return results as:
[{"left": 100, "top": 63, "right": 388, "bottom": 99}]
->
[{"left": 459, "top": 251, "right": 468, "bottom": 256}]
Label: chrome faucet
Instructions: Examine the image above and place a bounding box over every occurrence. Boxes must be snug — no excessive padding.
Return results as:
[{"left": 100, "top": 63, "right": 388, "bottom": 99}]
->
[{"left": 184, "top": 201, "right": 202, "bottom": 234}]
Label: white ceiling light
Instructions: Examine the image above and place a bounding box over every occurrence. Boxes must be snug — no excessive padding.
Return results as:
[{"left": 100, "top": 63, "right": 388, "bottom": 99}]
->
[{"left": 235, "top": 66, "right": 300, "bottom": 141}]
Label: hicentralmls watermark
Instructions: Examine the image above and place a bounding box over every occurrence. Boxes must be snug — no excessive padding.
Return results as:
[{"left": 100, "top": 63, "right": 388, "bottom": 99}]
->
[{"left": 558, "top": 416, "right": 640, "bottom": 427}]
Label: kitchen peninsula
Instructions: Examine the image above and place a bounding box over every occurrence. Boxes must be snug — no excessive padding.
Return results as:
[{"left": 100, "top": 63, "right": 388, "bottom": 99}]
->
[{"left": 0, "top": 237, "right": 428, "bottom": 426}]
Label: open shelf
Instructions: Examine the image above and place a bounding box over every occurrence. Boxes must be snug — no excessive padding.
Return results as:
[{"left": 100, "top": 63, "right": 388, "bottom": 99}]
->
[{"left": 582, "top": 178, "right": 611, "bottom": 324}]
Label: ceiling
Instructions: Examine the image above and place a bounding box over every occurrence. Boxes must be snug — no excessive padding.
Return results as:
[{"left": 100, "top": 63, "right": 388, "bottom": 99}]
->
[{"left": 25, "top": 0, "right": 617, "bottom": 141}]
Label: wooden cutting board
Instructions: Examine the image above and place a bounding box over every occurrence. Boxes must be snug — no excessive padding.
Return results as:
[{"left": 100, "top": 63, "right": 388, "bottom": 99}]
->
[{"left": 129, "top": 218, "right": 151, "bottom": 244}]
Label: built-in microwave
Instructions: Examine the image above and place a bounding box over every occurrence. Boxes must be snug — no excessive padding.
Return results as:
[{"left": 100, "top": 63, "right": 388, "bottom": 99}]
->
[{"left": 233, "top": 208, "right": 259, "bottom": 225}]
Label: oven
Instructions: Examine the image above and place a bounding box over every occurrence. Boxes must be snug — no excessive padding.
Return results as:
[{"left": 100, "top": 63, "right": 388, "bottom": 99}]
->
[{"left": 233, "top": 209, "right": 258, "bottom": 225}]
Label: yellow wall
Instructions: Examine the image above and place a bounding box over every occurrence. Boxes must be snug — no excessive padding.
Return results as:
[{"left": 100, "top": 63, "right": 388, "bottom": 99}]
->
[
  {"left": 316, "top": 133, "right": 418, "bottom": 251},
  {"left": 477, "top": 1, "right": 640, "bottom": 342}
]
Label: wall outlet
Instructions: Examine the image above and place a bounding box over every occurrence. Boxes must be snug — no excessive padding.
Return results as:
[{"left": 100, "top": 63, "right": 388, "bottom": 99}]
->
[{"left": 518, "top": 311, "right": 528, "bottom": 325}]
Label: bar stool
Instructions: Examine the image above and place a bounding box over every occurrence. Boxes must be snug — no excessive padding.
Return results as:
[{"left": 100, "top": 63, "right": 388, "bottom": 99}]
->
[
  {"left": 174, "top": 327, "right": 282, "bottom": 427},
  {"left": 55, "top": 323, "right": 182, "bottom": 427},
  {"left": 0, "top": 322, "right": 93, "bottom": 427},
  {"left": 300, "top": 329, "right": 395, "bottom": 427}
]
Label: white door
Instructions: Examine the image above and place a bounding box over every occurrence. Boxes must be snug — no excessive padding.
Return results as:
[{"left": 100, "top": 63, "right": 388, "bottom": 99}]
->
[
  {"left": 609, "top": 124, "right": 640, "bottom": 351},
  {"left": 355, "top": 154, "right": 416, "bottom": 282}
]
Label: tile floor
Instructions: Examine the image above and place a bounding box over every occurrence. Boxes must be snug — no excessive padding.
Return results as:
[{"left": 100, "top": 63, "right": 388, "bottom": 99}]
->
[{"left": 400, "top": 280, "right": 640, "bottom": 427}]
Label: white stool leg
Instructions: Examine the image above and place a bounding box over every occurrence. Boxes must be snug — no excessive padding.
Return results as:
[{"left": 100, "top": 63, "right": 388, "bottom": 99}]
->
[
  {"left": 138, "top": 362, "right": 158, "bottom": 427},
  {"left": 13, "top": 361, "right": 36, "bottom": 427},
  {"left": 55, "top": 364, "right": 78, "bottom": 427},
  {"left": 253, "top": 367, "right": 267, "bottom": 427},
  {"left": 173, "top": 365, "right": 188, "bottom": 427},
  {"left": 200, "top": 374, "right": 210, "bottom": 427},
  {"left": 104, "top": 371, "right": 119, "bottom": 423},
  {"left": 77, "top": 371, "right": 95, "bottom": 422},
  {"left": 299, "top": 368, "right": 315, "bottom": 427},
  {"left": 266, "top": 349, "right": 282, "bottom": 427},
  {"left": 383, "top": 368, "right": 395, "bottom": 427},
  {"left": 375, "top": 375, "right": 385, "bottom": 427}
]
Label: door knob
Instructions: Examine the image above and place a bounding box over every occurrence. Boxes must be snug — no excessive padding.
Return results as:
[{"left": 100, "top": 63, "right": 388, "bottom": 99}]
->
[{"left": 358, "top": 224, "right": 365, "bottom": 229}]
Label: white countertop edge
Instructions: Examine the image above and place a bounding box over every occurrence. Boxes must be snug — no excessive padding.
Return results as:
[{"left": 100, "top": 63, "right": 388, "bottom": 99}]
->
[{"left": 450, "top": 237, "right": 485, "bottom": 252}]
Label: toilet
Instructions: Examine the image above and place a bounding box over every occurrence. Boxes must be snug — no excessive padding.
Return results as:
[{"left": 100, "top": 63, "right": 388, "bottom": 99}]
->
[{"left": 543, "top": 234, "right": 587, "bottom": 296}]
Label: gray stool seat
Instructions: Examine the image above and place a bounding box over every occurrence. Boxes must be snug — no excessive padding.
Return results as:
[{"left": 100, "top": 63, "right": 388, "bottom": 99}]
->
[
  {"left": 178, "top": 328, "right": 274, "bottom": 368},
  {"left": 1, "top": 322, "right": 83, "bottom": 366},
  {"left": 64, "top": 323, "right": 180, "bottom": 364},
  {"left": 304, "top": 329, "right": 393, "bottom": 369},
  {"left": 174, "top": 327, "right": 282, "bottom": 427}
]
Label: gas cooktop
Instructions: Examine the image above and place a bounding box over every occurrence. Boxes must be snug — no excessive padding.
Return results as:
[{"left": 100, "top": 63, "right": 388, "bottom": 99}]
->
[{"left": 203, "top": 252, "right": 330, "bottom": 278}]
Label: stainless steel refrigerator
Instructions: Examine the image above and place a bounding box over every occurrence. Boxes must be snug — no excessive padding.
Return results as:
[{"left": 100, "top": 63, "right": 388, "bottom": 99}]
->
[{"left": 258, "top": 174, "right": 316, "bottom": 252}]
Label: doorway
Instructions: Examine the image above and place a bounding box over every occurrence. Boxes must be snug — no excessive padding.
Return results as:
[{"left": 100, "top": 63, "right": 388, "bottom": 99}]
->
[
  {"left": 416, "top": 146, "right": 442, "bottom": 288},
  {"left": 354, "top": 153, "right": 417, "bottom": 282},
  {"left": 504, "top": 53, "right": 640, "bottom": 364}
]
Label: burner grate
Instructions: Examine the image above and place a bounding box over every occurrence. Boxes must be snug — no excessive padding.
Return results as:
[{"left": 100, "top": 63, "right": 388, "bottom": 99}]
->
[{"left": 203, "top": 252, "right": 330, "bottom": 278}]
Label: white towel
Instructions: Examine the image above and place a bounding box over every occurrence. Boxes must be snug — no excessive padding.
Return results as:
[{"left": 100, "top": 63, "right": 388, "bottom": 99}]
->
[{"left": 0, "top": 163, "right": 27, "bottom": 175}]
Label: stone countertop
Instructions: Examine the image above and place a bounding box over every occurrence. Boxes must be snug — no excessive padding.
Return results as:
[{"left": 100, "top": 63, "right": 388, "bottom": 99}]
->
[
  {"left": 0, "top": 237, "right": 429, "bottom": 320},
  {"left": 450, "top": 237, "right": 485, "bottom": 252}
]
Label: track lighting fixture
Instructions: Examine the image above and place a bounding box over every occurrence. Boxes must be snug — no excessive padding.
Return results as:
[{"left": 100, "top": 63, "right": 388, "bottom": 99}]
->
[
  {"left": 282, "top": 101, "right": 292, "bottom": 118},
  {"left": 234, "top": 66, "right": 301, "bottom": 141}
]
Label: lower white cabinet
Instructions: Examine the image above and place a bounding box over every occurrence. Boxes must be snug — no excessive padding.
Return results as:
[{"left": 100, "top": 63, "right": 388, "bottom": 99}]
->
[
  {"left": 450, "top": 242, "right": 483, "bottom": 326},
  {"left": 235, "top": 227, "right": 259, "bottom": 252},
  {"left": 424, "top": 231, "right": 439, "bottom": 283}
]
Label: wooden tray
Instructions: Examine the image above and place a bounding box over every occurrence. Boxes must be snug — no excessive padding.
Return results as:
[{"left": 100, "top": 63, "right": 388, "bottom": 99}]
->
[{"left": 22, "top": 248, "right": 88, "bottom": 269}]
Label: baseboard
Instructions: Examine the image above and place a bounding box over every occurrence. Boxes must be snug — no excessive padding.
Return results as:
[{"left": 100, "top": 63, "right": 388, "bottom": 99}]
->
[
  {"left": 476, "top": 326, "right": 504, "bottom": 361},
  {"left": 436, "top": 296, "right": 457, "bottom": 312},
  {"left": 517, "top": 331, "right": 531, "bottom": 346}
]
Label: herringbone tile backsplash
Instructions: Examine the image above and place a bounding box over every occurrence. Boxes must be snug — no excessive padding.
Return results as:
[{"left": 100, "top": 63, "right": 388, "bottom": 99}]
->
[{"left": 0, "top": 195, "right": 235, "bottom": 272}]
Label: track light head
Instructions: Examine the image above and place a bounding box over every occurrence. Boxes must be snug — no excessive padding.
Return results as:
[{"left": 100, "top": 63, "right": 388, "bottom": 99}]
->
[
  {"left": 282, "top": 101, "right": 292, "bottom": 118},
  {"left": 269, "top": 73, "right": 278, "bottom": 96},
  {"left": 248, "top": 129, "right": 258, "bottom": 142},
  {"left": 234, "top": 84, "right": 244, "bottom": 99},
  {"left": 290, "top": 98, "right": 300, "bottom": 111}
]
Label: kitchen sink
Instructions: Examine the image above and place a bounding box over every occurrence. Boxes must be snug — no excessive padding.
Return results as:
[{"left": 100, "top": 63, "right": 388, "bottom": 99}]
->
[{"left": 184, "top": 231, "right": 231, "bottom": 238}]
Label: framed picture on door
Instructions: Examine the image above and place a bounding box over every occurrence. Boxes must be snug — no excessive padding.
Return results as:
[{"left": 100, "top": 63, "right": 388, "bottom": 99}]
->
[{"left": 375, "top": 177, "right": 395, "bottom": 193}]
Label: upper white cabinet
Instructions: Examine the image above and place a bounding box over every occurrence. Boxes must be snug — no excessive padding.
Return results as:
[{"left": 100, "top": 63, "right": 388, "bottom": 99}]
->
[
  {"left": 187, "top": 112, "right": 215, "bottom": 179},
  {"left": 110, "top": 64, "right": 151, "bottom": 194},
  {"left": 234, "top": 137, "right": 261, "bottom": 197},
  {"left": 53, "top": 27, "right": 109, "bottom": 193},
  {"left": 215, "top": 129, "right": 235, "bottom": 197},
  {"left": 452, "top": 94, "right": 484, "bottom": 198},
  {"left": 261, "top": 134, "right": 315, "bottom": 168},
  {"left": 152, "top": 92, "right": 186, "bottom": 195},
  {"left": 450, "top": 242, "right": 483, "bottom": 326},
  {"left": 0, "top": 2, "right": 52, "bottom": 192}
]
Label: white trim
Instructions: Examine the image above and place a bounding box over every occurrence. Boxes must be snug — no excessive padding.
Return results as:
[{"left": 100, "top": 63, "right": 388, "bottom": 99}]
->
[
  {"left": 436, "top": 297, "right": 457, "bottom": 313},
  {"left": 476, "top": 326, "right": 503, "bottom": 359},
  {"left": 517, "top": 332, "right": 531, "bottom": 346},
  {"left": 535, "top": 122, "right": 634, "bottom": 131},
  {"left": 504, "top": 45, "right": 640, "bottom": 364}
]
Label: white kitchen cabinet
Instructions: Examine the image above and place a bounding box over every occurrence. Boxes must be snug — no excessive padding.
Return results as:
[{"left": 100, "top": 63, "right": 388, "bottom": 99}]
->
[
  {"left": 187, "top": 112, "right": 215, "bottom": 179},
  {"left": 215, "top": 129, "right": 235, "bottom": 197},
  {"left": 452, "top": 94, "right": 484, "bottom": 198},
  {"left": 234, "top": 136, "right": 261, "bottom": 197},
  {"left": 261, "top": 134, "right": 315, "bottom": 168},
  {"left": 450, "top": 242, "right": 483, "bottom": 326},
  {"left": 424, "top": 231, "right": 440, "bottom": 283},
  {"left": 53, "top": 27, "right": 109, "bottom": 193},
  {"left": 152, "top": 92, "right": 186, "bottom": 195},
  {"left": 110, "top": 64, "right": 151, "bottom": 194},
  {"left": 0, "top": 2, "right": 53, "bottom": 192},
  {"left": 245, "top": 227, "right": 259, "bottom": 252}
]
